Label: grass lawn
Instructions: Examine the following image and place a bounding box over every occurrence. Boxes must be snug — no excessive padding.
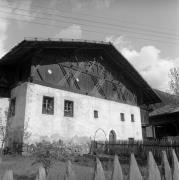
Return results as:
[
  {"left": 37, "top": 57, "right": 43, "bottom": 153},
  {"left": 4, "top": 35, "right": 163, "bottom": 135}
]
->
[{"left": 0, "top": 155, "right": 149, "bottom": 180}]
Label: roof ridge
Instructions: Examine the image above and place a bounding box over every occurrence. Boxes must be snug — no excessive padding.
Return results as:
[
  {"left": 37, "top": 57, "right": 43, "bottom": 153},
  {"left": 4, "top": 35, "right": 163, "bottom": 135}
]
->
[{"left": 24, "top": 37, "right": 111, "bottom": 45}]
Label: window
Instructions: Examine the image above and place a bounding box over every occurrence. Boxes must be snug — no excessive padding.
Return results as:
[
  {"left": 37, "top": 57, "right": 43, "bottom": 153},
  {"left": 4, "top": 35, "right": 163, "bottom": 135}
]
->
[
  {"left": 64, "top": 100, "right": 73, "bottom": 117},
  {"left": 42, "top": 96, "right": 54, "bottom": 115},
  {"left": 120, "top": 113, "right": 125, "bottom": 121},
  {"left": 94, "top": 110, "right": 98, "bottom": 118},
  {"left": 9, "top": 98, "right": 16, "bottom": 117},
  {"left": 128, "top": 138, "right": 134, "bottom": 143},
  {"left": 131, "top": 114, "right": 135, "bottom": 122}
]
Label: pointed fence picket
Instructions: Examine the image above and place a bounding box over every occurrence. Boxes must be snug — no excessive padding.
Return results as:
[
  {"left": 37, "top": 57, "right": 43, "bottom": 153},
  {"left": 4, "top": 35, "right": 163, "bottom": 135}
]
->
[
  {"left": 2, "top": 170, "right": 13, "bottom": 180},
  {"left": 162, "top": 151, "right": 172, "bottom": 180},
  {"left": 36, "top": 166, "right": 47, "bottom": 180},
  {"left": 129, "top": 153, "right": 142, "bottom": 180},
  {"left": 172, "top": 149, "right": 179, "bottom": 180},
  {"left": 1, "top": 150, "right": 179, "bottom": 180},
  {"left": 64, "top": 160, "right": 76, "bottom": 180},
  {"left": 111, "top": 155, "right": 123, "bottom": 180},
  {"left": 148, "top": 151, "right": 161, "bottom": 180},
  {"left": 93, "top": 158, "right": 106, "bottom": 180}
]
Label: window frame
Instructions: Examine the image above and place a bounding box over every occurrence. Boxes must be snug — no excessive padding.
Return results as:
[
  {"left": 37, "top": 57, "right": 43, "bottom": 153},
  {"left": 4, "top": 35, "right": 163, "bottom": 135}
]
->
[
  {"left": 64, "top": 100, "right": 74, "bottom": 117},
  {"left": 42, "top": 96, "right": 54, "bottom": 115},
  {"left": 128, "top": 138, "right": 134, "bottom": 143},
  {"left": 94, "top": 110, "right": 98, "bottom": 118},
  {"left": 120, "top": 113, "right": 125, "bottom": 121},
  {"left": 131, "top": 114, "right": 135, "bottom": 122}
]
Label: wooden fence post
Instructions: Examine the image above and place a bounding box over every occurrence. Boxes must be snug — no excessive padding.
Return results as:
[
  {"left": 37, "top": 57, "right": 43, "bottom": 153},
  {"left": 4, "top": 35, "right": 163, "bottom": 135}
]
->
[
  {"left": 93, "top": 158, "right": 105, "bottom": 180},
  {"left": 2, "top": 170, "right": 13, "bottom": 180},
  {"left": 148, "top": 151, "right": 161, "bottom": 180},
  {"left": 64, "top": 160, "right": 76, "bottom": 180},
  {"left": 36, "top": 166, "right": 47, "bottom": 180},
  {"left": 111, "top": 155, "right": 123, "bottom": 180},
  {"left": 172, "top": 149, "right": 179, "bottom": 180},
  {"left": 129, "top": 153, "right": 142, "bottom": 180},
  {"left": 162, "top": 151, "right": 172, "bottom": 180}
]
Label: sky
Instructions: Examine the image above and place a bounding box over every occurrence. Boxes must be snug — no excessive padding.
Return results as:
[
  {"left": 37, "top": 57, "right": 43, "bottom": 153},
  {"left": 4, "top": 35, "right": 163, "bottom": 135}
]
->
[{"left": 0, "top": 0, "right": 179, "bottom": 92}]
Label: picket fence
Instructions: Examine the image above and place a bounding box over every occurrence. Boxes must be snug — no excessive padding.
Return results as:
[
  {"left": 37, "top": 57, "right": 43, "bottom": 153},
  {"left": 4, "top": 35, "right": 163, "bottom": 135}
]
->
[{"left": 1, "top": 150, "right": 179, "bottom": 180}]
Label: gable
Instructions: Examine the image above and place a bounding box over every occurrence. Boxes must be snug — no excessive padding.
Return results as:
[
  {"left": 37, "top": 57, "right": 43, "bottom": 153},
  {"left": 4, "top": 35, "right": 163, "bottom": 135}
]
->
[
  {"left": 31, "top": 49, "right": 138, "bottom": 105},
  {"left": 0, "top": 39, "right": 161, "bottom": 105}
]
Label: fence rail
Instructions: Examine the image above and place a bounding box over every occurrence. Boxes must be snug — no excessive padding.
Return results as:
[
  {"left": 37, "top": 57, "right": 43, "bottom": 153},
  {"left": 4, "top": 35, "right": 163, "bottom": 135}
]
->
[
  {"left": 1, "top": 150, "right": 179, "bottom": 180},
  {"left": 91, "top": 140, "right": 179, "bottom": 165}
]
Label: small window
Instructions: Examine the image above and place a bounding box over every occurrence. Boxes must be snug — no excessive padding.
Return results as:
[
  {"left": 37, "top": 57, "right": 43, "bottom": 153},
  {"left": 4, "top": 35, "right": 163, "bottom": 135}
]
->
[
  {"left": 9, "top": 98, "right": 16, "bottom": 117},
  {"left": 131, "top": 114, "right": 135, "bottom": 122},
  {"left": 120, "top": 113, "right": 125, "bottom": 121},
  {"left": 64, "top": 100, "right": 73, "bottom": 117},
  {"left": 128, "top": 138, "right": 134, "bottom": 143},
  {"left": 42, "top": 96, "right": 54, "bottom": 115},
  {"left": 94, "top": 110, "right": 98, "bottom": 118}
]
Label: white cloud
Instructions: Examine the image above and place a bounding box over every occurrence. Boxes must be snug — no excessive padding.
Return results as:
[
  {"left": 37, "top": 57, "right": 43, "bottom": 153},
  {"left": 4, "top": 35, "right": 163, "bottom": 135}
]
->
[
  {"left": 0, "top": 1, "right": 9, "bottom": 58},
  {"left": 69, "top": 0, "right": 113, "bottom": 9},
  {"left": 0, "top": 20, "right": 7, "bottom": 58},
  {"left": 12, "top": 0, "right": 34, "bottom": 21},
  {"left": 0, "top": 0, "right": 35, "bottom": 58},
  {"left": 94, "top": 0, "right": 114, "bottom": 8},
  {"left": 106, "top": 36, "right": 179, "bottom": 91},
  {"left": 55, "top": 24, "right": 82, "bottom": 39}
]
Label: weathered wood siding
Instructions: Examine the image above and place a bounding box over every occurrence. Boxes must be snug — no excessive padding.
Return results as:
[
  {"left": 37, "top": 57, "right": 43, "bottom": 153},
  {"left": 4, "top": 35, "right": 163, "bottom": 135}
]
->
[{"left": 30, "top": 49, "right": 139, "bottom": 106}]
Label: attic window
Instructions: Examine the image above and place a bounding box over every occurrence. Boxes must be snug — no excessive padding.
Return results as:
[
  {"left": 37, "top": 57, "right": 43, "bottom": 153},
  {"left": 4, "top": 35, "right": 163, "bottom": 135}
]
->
[{"left": 42, "top": 96, "right": 54, "bottom": 115}]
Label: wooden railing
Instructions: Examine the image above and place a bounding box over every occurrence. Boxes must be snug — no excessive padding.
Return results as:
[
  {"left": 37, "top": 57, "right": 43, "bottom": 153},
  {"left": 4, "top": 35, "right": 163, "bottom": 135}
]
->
[
  {"left": 92, "top": 140, "right": 179, "bottom": 164},
  {"left": 1, "top": 150, "right": 179, "bottom": 180}
]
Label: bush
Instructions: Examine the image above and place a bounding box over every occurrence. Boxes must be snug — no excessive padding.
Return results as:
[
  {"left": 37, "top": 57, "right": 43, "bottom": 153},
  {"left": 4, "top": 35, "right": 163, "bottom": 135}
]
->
[{"left": 31, "top": 139, "right": 90, "bottom": 174}]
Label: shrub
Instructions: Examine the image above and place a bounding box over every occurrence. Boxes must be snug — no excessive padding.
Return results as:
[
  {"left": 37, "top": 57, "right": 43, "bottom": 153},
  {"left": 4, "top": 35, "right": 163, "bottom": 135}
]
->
[{"left": 31, "top": 139, "right": 90, "bottom": 174}]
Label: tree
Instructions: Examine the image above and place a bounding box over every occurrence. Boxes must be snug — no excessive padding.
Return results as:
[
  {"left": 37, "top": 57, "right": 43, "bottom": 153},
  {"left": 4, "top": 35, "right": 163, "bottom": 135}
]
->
[
  {"left": 168, "top": 67, "right": 179, "bottom": 95},
  {"left": 0, "top": 110, "right": 11, "bottom": 154}
]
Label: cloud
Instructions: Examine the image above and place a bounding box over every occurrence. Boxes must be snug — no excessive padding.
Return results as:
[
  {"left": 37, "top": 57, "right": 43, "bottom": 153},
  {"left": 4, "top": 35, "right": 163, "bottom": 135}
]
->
[
  {"left": 69, "top": 0, "right": 114, "bottom": 9},
  {"left": 0, "top": 0, "right": 36, "bottom": 58},
  {"left": 55, "top": 24, "right": 82, "bottom": 39},
  {"left": 11, "top": 0, "right": 34, "bottom": 21},
  {"left": 93, "top": 0, "right": 114, "bottom": 8},
  {"left": 106, "top": 36, "right": 178, "bottom": 91},
  {"left": 121, "top": 46, "right": 175, "bottom": 91},
  {"left": 0, "top": 19, "right": 7, "bottom": 58},
  {"left": 0, "top": 1, "right": 10, "bottom": 58}
]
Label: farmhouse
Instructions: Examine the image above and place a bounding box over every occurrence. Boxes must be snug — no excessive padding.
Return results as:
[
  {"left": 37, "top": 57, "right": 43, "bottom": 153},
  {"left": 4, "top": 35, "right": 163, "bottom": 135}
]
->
[
  {"left": 149, "top": 89, "right": 179, "bottom": 139},
  {"left": 0, "top": 38, "right": 160, "bottom": 146}
]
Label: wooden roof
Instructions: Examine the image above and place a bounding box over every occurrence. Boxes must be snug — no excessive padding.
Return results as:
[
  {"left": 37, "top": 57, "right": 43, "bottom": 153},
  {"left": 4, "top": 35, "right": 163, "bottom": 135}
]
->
[
  {"left": 0, "top": 38, "right": 161, "bottom": 105},
  {"left": 150, "top": 89, "right": 179, "bottom": 117}
]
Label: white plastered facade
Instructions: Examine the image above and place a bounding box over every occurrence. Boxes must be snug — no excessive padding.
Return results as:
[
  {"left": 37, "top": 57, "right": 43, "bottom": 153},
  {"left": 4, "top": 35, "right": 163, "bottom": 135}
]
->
[{"left": 8, "top": 82, "right": 143, "bottom": 144}]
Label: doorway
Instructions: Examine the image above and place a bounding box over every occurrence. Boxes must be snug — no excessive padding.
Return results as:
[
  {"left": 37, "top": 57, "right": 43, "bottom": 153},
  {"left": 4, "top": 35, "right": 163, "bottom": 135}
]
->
[{"left": 109, "top": 130, "right": 116, "bottom": 143}]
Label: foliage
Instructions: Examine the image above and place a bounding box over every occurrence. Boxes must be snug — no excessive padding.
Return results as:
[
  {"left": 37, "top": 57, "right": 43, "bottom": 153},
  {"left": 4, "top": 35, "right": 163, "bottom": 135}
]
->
[
  {"left": 31, "top": 139, "right": 90, "bottom": 175},
  {"left": 169, "top": 67, "right": 179, "bottom": 95},
  {"left": 32, "top": 141, "right": 54, "bottom": 175},
  {"left": 0, "top": 110, "right": 11, "bottom": 153}
]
